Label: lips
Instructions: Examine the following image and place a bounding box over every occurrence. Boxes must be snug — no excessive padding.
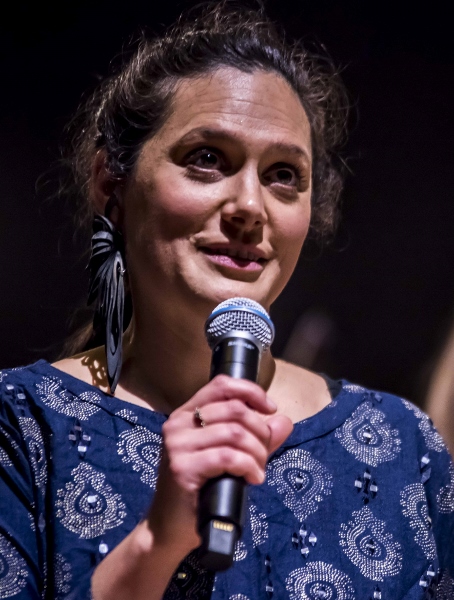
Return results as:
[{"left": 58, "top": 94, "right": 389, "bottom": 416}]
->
[
  {"left": 198, "top": 244, "right": 268, "bottom": 273},
  {"left": 199, "top": 245, "right": 267, "bottom": 264}
]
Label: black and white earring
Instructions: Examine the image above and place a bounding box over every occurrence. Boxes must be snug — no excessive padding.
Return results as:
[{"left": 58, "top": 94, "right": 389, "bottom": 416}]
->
[{"left": 87, "top": 195, "right": 126, "bottom": 393}]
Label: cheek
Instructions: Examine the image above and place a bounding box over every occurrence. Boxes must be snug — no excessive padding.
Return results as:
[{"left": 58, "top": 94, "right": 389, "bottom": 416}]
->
[
  {"left": 124, "top": 176, "right": 212, "bottom": 247},
  {"left": 279, "top": 205, "right": 311, "bottom": 263},
  {"left": 267, "top": 209, "right": 310, "bottom": 303}
]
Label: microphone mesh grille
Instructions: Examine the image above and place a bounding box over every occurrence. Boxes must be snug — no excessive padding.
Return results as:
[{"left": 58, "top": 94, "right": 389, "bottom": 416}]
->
[{"left": 205, "top": 297, "right": 275, "bottom": 351}]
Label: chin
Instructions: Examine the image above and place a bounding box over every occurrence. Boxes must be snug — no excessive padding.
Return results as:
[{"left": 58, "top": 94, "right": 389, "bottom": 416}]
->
[
  {"left": 200, "top": 286, "right": 273, "bottom": 313},
  {"left": 179, "top": 268, "right": 281, "bottom": 314}
]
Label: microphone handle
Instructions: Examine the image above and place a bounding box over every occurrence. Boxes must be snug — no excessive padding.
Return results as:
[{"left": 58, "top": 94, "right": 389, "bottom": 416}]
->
[{"left": 198, "top": 335, "right": 260, "bottom": 571}]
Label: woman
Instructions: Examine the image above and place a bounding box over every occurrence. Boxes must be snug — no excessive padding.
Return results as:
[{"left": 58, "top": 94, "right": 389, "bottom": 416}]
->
[{"left": 0, "top": 4, "right": 453, "bottom": 599}]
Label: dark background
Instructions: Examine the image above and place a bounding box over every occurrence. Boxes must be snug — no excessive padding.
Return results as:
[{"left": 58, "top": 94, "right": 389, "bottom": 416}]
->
[{"left": 1, "top": 1, "right": 453, "bottom": 406}]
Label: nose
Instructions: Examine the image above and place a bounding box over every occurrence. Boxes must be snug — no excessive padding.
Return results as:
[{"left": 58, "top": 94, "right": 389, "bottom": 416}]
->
[{"left": 221, "top": 168, "right": 268, "bottom": 233}]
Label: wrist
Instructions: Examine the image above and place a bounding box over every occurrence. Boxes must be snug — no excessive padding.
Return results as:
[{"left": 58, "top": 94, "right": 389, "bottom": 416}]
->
[{"left": 91, "top": 520, "right": 196, "bottom": 600}]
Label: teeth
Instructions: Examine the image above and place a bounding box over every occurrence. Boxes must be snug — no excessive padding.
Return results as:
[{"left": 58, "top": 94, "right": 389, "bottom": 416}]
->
[{"left": 209, "top": 247, "right": 260, "bottom": 261}]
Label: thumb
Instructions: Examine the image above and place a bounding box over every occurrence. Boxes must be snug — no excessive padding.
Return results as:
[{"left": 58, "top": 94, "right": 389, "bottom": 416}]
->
[{"left": 266, "top": 414, "right": 293, "bottom": 455}]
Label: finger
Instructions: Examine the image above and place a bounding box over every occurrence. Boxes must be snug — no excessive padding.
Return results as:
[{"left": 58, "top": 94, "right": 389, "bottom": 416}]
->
[
  {"left": 174, "top": 447, "right": 266, "bottom": 488},
  {"left": 182, "top": 375, "right": 277, "bottom": 415},
  {"left": 193, "top": 398, "right": 272, "bottom": 446},
  {"left": 266, "top": 414, "right": 294, "bottom": 455},
  {"left": 169, "top": 422, "right": 269, "bottom": 467}
]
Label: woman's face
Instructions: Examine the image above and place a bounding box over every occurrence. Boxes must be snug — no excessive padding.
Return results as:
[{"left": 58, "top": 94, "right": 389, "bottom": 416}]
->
[{"left": 121, "top": 67, "right": 312, "bottom": 316}]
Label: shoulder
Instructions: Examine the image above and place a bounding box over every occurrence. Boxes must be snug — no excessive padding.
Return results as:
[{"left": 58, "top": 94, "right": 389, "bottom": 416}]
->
[
  {"left": 0, "top": 361, "right": 44, "bottom": 384},
  {"left": 0, "top": 361, "right": 50, "bottom": 406},
  {"left": 0, "top": 359, "right": 109, "bottom": 426},
  {"left": 322, "top": 382, "right": 454, "bottom": 520},
  {"left": 0, "top": 359, "right": 76, "bottom": 398},
  {"left": 0, "top": 361, "right": 66, "bottom": 438},
  {"left": 340, "top": 383, "right": 454, "bottom": 515},
  {"left": 339, "top": 382, "right": 444, "bottom": 441}
]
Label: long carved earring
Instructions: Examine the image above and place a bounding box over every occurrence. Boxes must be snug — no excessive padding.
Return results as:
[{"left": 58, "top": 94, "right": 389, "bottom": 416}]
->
[{"left": 87, "top": 194, "right": 126, "bottom": 393}]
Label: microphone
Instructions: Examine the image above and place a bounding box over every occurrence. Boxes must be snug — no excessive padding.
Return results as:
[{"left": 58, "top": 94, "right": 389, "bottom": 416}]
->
[{"left": 198, "top": 297, "right": 275, "bottom": 571}]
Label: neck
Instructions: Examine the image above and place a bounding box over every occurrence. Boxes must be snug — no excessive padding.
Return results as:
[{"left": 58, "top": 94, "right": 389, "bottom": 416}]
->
[
  {"left": 117, "top": 304, "right": 276, "bottom": 414},
  {"left": 119, "top": 313, "right": 212, "bottom": 414}
]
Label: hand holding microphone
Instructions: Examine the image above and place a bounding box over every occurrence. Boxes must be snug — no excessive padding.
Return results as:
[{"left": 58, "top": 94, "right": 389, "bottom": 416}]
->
[
  {"left": 153, "top": 298, "right": 291, "bottom": 573},
  {"left": 198, "top": 297, "right": 275, "bottom": 571}
]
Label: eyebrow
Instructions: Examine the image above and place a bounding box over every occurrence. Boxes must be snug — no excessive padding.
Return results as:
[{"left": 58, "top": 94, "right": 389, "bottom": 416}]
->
[
  {"left": 176, "top": 127, "right": 311, "bottom": 163},
  {"left": 271, "top": 141, "right": 311, "bottom": 163}
]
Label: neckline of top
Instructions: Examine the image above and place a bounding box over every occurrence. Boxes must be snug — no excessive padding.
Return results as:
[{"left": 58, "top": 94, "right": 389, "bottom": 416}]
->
[{"left": 27, "top": 359, "right": 368, "bottom": 444}]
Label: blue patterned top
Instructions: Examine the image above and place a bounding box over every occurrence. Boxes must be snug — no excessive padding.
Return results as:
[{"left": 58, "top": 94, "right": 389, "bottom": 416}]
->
[{"left": 0, "top": 360, "right": 453, "bottom": 599}]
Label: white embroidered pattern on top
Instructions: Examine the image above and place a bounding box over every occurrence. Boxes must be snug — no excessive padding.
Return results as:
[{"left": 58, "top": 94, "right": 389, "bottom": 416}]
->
[
  {"left": 339, "top": 506, "right": 402, "bottom": 581},
  {"left": 335, "top": 401, "right": 401, "bottom": 466},
  {"left": 437, "top": 463, "right": 454, "bottom": 514},
  {"left": 35, "top": 376, "right": 102, "bottom": 421},
  {"left": 400, "top": 483, "right": 436, "bottom": 559},
  {"left": 267, "top": 448, "right": 333, "bottom": 521},
  {"left": 401, "top": 399, "right": 445, "bottom": 452},
  {"left": 233, "top": 540, "right": 247, "bottom": 562},
  {"left": 117, "top": 426, "right": 162, "bottom": 489},
  {"left": 286, "top": 561, "right": 355, "bottom": 600},
  {"left": 0, "top": 425, "right": 18, "bottom": 468},
  {"left": 436, "top": 570, "right": 454, "bottom": 600},
  {"left": 0, "top": 534, "right": 28, "bottom": 599},
  {"left": 28, "top": 512, "right": 35, "bottom": 532},
  {"left": 229, "top": 595, "right": 250, "bottom": 600},
  {"left": 343, "top": 384, "right": 366, "bottom": 393},
  {"left": 55, "top": 463, "right": 126, "bottom": 539},
  {"left": 249, "top": 502, "right": 268, "bottom": 547},
  {"left": 115, "top": 408, "right": 138, "bottom": 423},
  {"left": 18, "top": 417, "right": 47, "bottom": 495},
  {"left": 54, "top": 553, "right": 72, "bottom": 597},
  {"left": 0, "top": 448, "right": 13, "bottom": 467}
]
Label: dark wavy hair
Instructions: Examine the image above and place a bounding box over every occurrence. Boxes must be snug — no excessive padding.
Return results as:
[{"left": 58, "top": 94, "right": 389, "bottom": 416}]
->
[
  {"left": 65, "top": 1, "right": 348, "bottom": 237},
  {"left": 61, "top": 1, "right": 349, "bottom": 355}
]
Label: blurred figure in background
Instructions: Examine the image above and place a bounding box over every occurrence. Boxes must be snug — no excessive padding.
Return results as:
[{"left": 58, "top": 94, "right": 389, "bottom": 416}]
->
[{"left": 426, "top": 318, "right": 454, "bottom": 456}]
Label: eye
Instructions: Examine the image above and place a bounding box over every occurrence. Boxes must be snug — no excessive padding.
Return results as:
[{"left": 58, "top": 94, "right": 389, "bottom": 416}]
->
[
  {"left": 264, "top": 163, "right": 304, "bottom": 188},
  {"left": 185, "top": 148, "right": 225, "bottom": 170}
]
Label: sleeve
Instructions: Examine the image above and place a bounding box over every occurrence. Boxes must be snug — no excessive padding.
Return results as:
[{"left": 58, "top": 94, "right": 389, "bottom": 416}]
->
[
  {"left": 0, "top": 377, "right": 48, "bottom": 598},
  {"left": 421, "top": 417, "right": 454, "bottom": 593}
]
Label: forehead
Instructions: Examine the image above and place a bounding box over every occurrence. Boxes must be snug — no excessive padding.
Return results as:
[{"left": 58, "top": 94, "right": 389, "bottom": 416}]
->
[{"left": 152, "top": 67, "right": 311, "bottom": 156}]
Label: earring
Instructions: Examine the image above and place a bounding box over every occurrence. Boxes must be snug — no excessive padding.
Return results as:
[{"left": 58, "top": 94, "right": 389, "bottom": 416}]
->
[{"left": 87, "top": 197, "right": 125, "bottom": 393}]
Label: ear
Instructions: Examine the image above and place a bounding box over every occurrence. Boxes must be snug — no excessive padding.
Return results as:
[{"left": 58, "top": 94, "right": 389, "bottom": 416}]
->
[{"left": 90, "top": 150, "right": 124, "bottom": 227}]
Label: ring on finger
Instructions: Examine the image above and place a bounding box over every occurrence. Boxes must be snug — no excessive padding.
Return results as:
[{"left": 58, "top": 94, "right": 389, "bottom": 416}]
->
[{"left": 194, "top": 407, "right": 206, "bottom": 428}]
